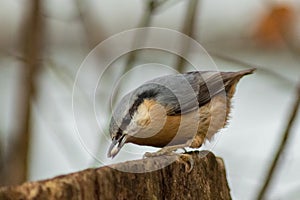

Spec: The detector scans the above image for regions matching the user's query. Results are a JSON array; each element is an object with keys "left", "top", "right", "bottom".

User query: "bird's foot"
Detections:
[
  {"left": 143, "top": 146, "right": 194, "bottom": 173},
  {"left": 143, "top": 141, "right": 190, "bottom": 158},
  {"left": 143, "top": 144, "right": 188, "bottom": 158},
  {"left": 176, "top": 153, "right": 194, "bottom": 173},
  {"left": 143, "top": 149, "right": 175, "bottom": 158}
]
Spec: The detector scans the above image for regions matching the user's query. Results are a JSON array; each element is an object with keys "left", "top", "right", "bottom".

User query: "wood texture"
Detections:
[{"left": 0, "top": 151, "right": 231, "bottom": 200}]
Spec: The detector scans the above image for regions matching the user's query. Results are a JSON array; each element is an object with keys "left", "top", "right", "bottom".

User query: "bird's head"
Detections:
[{"left": 107, "top": 85, "right": 160, "bottom": 158}]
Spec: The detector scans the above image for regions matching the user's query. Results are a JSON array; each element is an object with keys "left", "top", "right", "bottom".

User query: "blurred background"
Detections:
[{"left": 1, "top": 0, "right": 300, "bottom": 199}]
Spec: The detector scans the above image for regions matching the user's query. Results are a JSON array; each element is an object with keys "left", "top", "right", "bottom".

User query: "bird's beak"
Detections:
[{"left": 107, "top": 134, "right": 128, "bottom": 158}]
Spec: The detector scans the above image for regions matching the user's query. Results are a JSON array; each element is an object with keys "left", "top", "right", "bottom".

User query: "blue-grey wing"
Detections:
[
  {"left": 145, "top": 71, "right": 227, "bottom": 115},
  {"left": 113, "top": 69, "right": 254, "bottom": 119}
]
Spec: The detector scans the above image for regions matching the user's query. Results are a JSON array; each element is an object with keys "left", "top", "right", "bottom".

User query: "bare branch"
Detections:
[
  {"left": 1, "top": 0, "right": 43, "bottom": 186},
  {"left": 74, "top": 0, "right": 105, "bottom": 49},
  {"left": 174, "top": 0, "right": 200, "bottom": 72},
  {"left": 111, "top": 0, "right": 165, "bottom": 107},
  {"left": 256, "top": 83, "right": 300, "bottom": 200},
  {"left": 208, "top": 50, "right": 294, "bottom": 85}
]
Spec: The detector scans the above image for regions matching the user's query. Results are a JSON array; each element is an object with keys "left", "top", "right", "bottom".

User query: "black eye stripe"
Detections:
[
  {"left": 129, "top": 90, "right": 158, "bottom": 117},
  {"left": 119, "top": 89, "right": 158, "bottom": 132},
  {"left": 128, "top": 98, "right": 143, "bottom": 117},
  {"left": 116, "top": 128, "right": 123, "bottom": 138}
]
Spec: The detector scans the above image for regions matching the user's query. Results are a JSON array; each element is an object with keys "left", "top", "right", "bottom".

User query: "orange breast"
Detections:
[
  {"left": 127, "top": 99, "right": 201, "bottom": 147},
  {"left": 126, "top": 94, "right": 230, "bottom": 148}
]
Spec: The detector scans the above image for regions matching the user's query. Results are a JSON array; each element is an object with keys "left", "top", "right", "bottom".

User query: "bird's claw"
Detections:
[
  {"left": 176, "top": 153, "right": 194, "bottom": 173},
  {"left": 144, "top": 151, "right": 194, "bottom": 173}
]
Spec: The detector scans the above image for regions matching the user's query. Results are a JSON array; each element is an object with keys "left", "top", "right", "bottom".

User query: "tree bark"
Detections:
[{"left": 0, "top": 151, "right": 231, "bottom": 200}]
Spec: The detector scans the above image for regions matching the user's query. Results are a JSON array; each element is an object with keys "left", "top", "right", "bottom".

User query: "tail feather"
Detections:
[
  {"left": 235, "top": 68, "right": 256, "bottom": 77},
  {"left": 221, "top": 68, "right": 255, "bottom": 84},
  {"left": 222, "top": 68, "right": 255, "bottom": 98}
]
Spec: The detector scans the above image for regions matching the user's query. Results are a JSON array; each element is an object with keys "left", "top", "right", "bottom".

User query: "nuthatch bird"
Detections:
[{"left": 107, "top": 69, "right": 255, "bottom": 165}]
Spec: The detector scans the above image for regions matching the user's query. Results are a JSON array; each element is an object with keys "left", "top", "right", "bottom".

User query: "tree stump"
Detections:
[{"left": 0, "top": 151, "right": 231, "bottom": 200}]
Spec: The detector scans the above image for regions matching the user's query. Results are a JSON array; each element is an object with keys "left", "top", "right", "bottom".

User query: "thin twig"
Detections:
[
  {"left": 120, "top": 0, "right": 173, "bottom": 75},
  {"left": 154, "top": 0, "right": 183, "bottom": 12},
  {"left": 208, "top": 50, "right": 294, "bottom": 85},
  {"left": 112, "top": 0, "right": 162, "bottom": 107},
  {"left": 0, "top": 132, "right": 3, "bottom": 182},
  {"left": 174, "top": 0, "right": 200, "bottom": 73},
  {"left": 74, "top": 0, "right": 105, "bottom": 49},
  {"left": 254, "top": 7, "right": 300, "bottom": 198},
  {"left": 122, "top": 0, "right": 157, "bottom": 74},
  {"left": 256, "top": 83, "right": 300, "bottom": 200}
]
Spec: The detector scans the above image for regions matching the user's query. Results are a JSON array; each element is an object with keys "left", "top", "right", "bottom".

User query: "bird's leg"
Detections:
[
  {"left": 143, "top": 144, "right": 187, "bottom": 157},
  {"left": 144, "top": 139, "right": 194, "bottom": 173},
  {"left": 189, "top": 134, "right": 205, "bottom": 148},
  {"left": 144, "top": 139, "right": 192, "bottom": 158}
]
